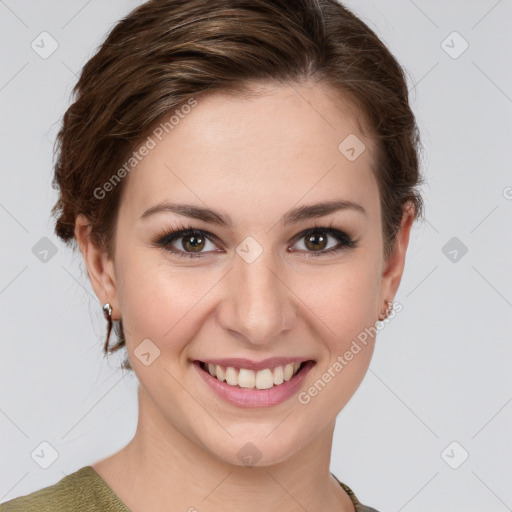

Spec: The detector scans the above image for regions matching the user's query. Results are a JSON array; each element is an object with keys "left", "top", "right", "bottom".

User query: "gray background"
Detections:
[{"left": 1, "top": 1, "right": 511, "bottom": 510}]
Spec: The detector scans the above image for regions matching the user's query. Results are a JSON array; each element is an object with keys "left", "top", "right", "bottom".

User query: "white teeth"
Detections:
[
  {"left": 238, "top": 368, "right": 255, "bottom": 388},
  {"left": 225, "top": 366, "right": 238, "bottom": 386},
  {"left": 215, "top": 365, "right": 225, "bottom": 382},
  {"left": 273, "top": 365, "right": 284, "bottom": 385},
  {"left": 202, "top": 361, "right": 305, "bottom": 390},
  {"left": 255, "top": 369, "right": 274, "bottom": 389},
  {"left": 283, "top": 363, "right": 294, "bottom": 381}
]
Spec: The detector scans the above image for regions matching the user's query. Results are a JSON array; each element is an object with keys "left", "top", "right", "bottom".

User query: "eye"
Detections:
[
  {"left": 153, "top": 221, "right": 357, "bottom": 259},
  {"left": 289, "top": 223, "right": 357, "bottom": 258},
  {"left": 154, "top": 225, "right": 220, "bottom": 258}
]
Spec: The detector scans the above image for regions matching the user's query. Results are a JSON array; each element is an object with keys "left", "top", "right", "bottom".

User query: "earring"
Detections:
[
  {"left": 102, "top": 302, "right": 114, "bottom": 353},
  {"left": 102, "top": 302, "right": 112, "bottom": 321},
  {"left": 378, "top": 300, "right": 393, "bottom": 321}
]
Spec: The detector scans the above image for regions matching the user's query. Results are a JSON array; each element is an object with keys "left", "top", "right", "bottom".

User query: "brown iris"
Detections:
[
  {"left": 182, "top": 232, "right": 206, "bottom": 252},
  {"left": 304, "top": 231, "right": 328, "bottom": 252}
]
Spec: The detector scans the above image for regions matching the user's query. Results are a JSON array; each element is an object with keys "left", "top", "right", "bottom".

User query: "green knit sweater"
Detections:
[{"left": 0, "top": 466, "right": 379, "bottom": 511}]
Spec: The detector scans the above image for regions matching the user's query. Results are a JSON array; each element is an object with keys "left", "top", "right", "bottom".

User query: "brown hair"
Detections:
[{"left": 51, "top": 0, "right": 425, "bottom": 371}]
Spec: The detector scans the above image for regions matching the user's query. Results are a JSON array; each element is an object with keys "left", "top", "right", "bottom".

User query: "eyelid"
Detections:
[
  {"left": 152, "top": 221, "right": 356, "bottom": 258},
  {"left": 152, "top": 225, "right": 220, "bottom": 258},
  {"left": 292, "top": 220, "right": 343, "bottom": 242},
  {"left": 288, "top": 222, "right": 357, "bottom": 256}
]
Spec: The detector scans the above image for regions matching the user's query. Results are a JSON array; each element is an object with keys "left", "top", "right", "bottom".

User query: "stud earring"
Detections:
[
  {"left": 378, "top": 300, "right": 393, "bottom": 321},
  {"left": 102, "top": 302, "right": 112, "bottom": 321}
]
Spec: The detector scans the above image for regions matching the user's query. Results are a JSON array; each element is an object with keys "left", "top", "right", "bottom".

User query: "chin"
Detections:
[{"left": 197, "top": 427, "right": 306, "bottom": 469}]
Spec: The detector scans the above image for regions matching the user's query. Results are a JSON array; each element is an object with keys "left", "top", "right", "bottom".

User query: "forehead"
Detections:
[{"left": 119, "top": 82, "right": 381, "bottom": 226}]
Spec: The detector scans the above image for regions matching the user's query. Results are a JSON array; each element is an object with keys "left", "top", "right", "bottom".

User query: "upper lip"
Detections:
[{"left": 194, "top": 357, "right": 314, "bottom": 371}]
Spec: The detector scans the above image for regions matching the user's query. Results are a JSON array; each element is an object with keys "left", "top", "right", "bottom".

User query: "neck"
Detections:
[{"left": 94, "top": 384, "right": 354, "bottom": 512}]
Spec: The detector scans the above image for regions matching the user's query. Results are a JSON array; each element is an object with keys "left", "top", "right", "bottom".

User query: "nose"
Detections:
[{"left": 216, "top": 250, "right": 297, "bottom": 346}]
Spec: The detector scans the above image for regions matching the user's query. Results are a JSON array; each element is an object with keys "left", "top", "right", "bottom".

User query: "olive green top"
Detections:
[{"left": 0, "top": 466, "right": 380, "bottom": 511}]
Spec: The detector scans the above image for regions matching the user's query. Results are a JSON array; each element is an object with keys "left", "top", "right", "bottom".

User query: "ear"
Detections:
[
  {"left": 74, "top": 214, "right": 121, "bottom": 320},
  {"left": 378, "top": 202, "right": 415, "bottom": 314}
]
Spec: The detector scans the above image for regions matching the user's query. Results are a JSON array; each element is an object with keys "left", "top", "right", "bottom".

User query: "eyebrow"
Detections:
[{"left": 139, "top": 199, "right": 366, "bottom": 226}]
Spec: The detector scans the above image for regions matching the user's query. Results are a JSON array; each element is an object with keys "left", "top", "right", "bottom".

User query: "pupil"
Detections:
[
  {"left": 306, "top": 232, "right": 326, "bottom": 251},
  {"left": 184, "top": 233, "right": 204, "bottom": 252}
]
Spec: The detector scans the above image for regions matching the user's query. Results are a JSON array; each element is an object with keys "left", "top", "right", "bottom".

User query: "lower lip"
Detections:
[{"left": 193, "top": 360, "right": 316, "bottom": 408}]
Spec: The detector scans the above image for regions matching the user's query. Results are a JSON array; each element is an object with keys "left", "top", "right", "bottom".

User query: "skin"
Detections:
[{"left": 75, "top": 81, "right": 415, "bottom": 512}]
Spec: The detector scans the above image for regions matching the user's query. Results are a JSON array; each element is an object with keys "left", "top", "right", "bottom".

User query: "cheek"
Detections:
[
  {"left": 296, "top": 267, "right": 379, "bottom": 412},
  {"left": 116, "top": 251, "right": 216, "bottom": 354},
  {"left": 299, "top": 253, "right": 381, "bottom": 337},
  {"left": 294, "top": 252, "right": 381, "bottom": 391},
  {"left": 117, "top": 237, "right": 382, "bottom": 367}
]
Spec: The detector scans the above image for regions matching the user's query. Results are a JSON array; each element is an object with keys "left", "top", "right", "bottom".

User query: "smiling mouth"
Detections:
[{"left": 195, "top": 359, "right": 315, "bottom": 390}]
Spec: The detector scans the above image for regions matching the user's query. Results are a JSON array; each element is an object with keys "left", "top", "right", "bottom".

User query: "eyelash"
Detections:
[{"left": 152, "top": 221, "right": 357, "bottom": 259}]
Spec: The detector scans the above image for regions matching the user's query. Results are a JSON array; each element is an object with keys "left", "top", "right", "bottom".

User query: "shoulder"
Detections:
[
  {"left": 331, "top": 473, "right": 381, "bottom": 512},
  {"left": 0, "top": 466, "right": 107, "bottom": 512}
]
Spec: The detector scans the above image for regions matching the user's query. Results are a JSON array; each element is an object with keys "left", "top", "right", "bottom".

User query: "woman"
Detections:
[{"left": 0, "top": 0, "right": 424, "bottom": 510}]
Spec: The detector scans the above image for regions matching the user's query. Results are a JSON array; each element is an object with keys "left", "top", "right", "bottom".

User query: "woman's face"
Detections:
[{"left": 81, "top": 81, "right": 412, "bottom": 467}]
